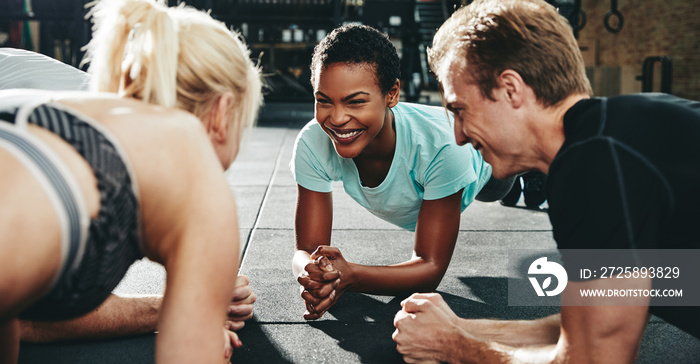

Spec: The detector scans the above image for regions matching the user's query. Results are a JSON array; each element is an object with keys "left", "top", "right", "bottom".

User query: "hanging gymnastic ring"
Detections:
[{"left": 604, "top": 10, "right": 624, "bottom": 33}]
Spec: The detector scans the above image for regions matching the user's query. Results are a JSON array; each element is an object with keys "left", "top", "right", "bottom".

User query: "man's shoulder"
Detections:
[{"left": 609, "top": 93, "right": 700, "bottom": 119}]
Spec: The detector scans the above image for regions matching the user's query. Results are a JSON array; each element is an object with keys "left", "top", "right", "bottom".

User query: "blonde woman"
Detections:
[
  {"left": 0, "top": 49, "right": 254, "bottom": 349},
  {"left": 0, "top": 0, "right": 262, "bottom": 362}
]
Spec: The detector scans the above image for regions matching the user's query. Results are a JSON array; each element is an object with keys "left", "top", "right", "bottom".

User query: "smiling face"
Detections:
[
  {"left": 314, "top": 62, "right": 398, "bottom": 159},
  {"left": 439, "top": 61, "right": 524, "bottom": 179}
]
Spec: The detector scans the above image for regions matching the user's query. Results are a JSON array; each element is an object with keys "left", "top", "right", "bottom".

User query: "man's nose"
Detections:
[{"left": 454, "top": 121, "right": 469, "bottom": 146}]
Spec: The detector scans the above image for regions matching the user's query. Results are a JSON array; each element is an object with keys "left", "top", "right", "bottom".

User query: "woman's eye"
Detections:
[
  {"left": 316, "top": 99, "right": 330, "bottom": 104},
  {"left": 348, "top": 99, "right": 366, "bottom": 105}
]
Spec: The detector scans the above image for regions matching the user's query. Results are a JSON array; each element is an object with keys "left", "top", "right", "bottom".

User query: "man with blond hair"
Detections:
[{"left": 393, "top": 0, "right": 700, "bottom": 362}]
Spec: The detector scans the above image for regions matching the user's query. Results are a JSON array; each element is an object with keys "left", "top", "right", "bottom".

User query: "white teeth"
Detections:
[{"left": 332, "top": 129, "right": 361, "bottom": 139}]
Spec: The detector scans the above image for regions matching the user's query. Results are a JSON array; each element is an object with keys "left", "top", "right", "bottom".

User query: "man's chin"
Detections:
[
  {"left": 492, "top": 171, "right": 515, "bottom": 180},
  {"left": 490, "top": 165, "right": 521, "bottom": 180}
]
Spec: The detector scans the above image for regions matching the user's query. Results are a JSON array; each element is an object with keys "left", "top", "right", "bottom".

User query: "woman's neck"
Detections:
[
  {"left": 358, "top": 107, "right": 396, "bottom": 160},
  {"left": 353, "top": 108, "right": 396, "bottom": 187}
]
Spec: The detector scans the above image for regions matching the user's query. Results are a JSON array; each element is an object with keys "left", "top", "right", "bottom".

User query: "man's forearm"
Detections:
[
  {"left": 20, "top": 294, "right": 161, "bottom": 343},
  {"left": 446, "top": 331, "right": 558, "bottom": 364},
  {"left": 394, "top": 295, "right": 561, "bottom": 364},
  {"left": 456, "top": 314, "right": 561, "bottom": 348}
]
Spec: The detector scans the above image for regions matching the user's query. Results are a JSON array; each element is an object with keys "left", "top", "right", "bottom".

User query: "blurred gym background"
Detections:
[{"left": 2, "top": 0, "right": 698, "bottom": 111}]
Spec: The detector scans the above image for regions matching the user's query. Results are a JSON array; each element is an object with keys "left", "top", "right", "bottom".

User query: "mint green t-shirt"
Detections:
[{"left": 290, "top": 102, "right": 491, "bottom": 231}]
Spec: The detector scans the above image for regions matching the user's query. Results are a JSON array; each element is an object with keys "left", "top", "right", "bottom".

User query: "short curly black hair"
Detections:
[{"left": 310, "top": 24, "right": 400, "bottom": 95}]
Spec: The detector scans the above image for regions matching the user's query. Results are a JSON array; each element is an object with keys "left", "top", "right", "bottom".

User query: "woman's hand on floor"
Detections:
[
  {"left": 298, "top": 254, "right": 342, "bottom": 319},
  {"left": 226, "top": 275, "right": 257, "bottom": 330}
]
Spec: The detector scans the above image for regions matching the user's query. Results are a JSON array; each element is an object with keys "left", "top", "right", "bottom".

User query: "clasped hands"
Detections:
[
  {"left": 392, "top": 293, "right": 465, "bottom": 364},
  {"left": 223, "top": 275, "right": 257, "bottom": 360},
  {"left": 297, "top": 246, "right": 346, "bottom": 320}
]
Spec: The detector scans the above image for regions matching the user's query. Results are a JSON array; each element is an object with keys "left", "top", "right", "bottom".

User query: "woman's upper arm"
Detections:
[
  {"left": 413, "top": 189, "right": 463, "bottom": 273},
  {"left": 123, "top": 111, "right": 240, "bottom": 362},
  {"left": 295, "top": 184, "right": 333, "bottom": 253},
  {"left": 126, "top": 111, "right": 238, "bottom": 263}
]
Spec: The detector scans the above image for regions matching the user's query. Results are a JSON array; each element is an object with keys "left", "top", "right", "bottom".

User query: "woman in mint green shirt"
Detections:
[{"left": 291, "top": 24, "right": 510, "bottom": 319}]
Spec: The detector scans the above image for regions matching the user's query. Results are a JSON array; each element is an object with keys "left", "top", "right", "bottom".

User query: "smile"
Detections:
[
  {"left": 332, "top": 129, "right": 361, "bottom": 138},
  {"left": 328, "top": 128, "right": 364, "bottom": 144}
]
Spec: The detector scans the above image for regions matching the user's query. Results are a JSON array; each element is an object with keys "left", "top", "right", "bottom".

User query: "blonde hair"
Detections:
[
  {"left": 83, "top": 0, "right": 262, "bottom": 136},
  {"left": 429, "top": 0, "right": 591, "bottom": 107}
]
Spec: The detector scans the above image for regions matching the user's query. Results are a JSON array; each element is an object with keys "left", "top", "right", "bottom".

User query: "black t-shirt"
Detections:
[{"left": 547, "top": 93, "right": 700, "bottom": 338}]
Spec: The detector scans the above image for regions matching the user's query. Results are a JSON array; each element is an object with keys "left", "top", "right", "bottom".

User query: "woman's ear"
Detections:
[
  {"left": 386, "top": 79, "right": 400, "bottom": 108},
  {"left": 211, "top": 92, "right": 236, "bottom": 142}
]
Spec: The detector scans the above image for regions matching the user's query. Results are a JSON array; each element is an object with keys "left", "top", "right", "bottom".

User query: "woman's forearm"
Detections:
[
  {"left": 345, "top": 258, "right": 446, "bottom": 296},
  {"left": 1, "top": 319, "right": 19, "bottom": 363},
  {"left": 20, "top": 294, "right": 161, "bottom": 343}
]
